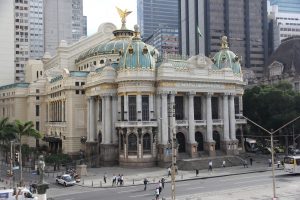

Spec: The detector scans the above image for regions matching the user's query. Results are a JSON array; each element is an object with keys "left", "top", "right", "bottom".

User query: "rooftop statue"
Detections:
[{"left": 116, "top": 6, "right": 132, "bottom": 29}]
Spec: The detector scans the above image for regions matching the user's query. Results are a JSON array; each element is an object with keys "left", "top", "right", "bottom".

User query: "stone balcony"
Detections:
[
  {"left": 115, "top": 120, "right": 158, "bottom": 128},
  {"left": 45, "top": 121, "right": 67, "bottom": 128}
]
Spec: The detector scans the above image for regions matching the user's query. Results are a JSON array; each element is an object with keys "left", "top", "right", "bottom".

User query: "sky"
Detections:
[{"left": 83, "top": 0, "right": 137, "bottom": 36}]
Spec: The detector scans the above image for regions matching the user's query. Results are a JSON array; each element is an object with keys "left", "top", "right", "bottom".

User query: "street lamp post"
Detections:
[{"left": 237, "top": 114, "right": 300, "bottom": 200}]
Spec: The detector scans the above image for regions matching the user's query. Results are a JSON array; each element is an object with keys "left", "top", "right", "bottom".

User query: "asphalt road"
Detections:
[{"left": 48, "top": 170, "right": 300, "bottom": 200}]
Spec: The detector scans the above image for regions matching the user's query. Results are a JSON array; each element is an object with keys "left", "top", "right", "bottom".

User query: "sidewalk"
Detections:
[{"left": 75, "top": 158, "right": 281, "bottom": 188}]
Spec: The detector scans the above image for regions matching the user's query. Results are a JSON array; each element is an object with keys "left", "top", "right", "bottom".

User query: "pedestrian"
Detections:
[
  {"left": 243, "top": 160, "right": 248, "bottom": 168},
  {"left": 249, "top": 157, "right": 253, "bottom": 166},
  {"left": 155, "top": 187, "right": 160, "bottom": 200},
  {"left": 112, "top": 174, "right": 116, "bottom": 186},
  {"left": 158, "top": 180, "right": 162, "bottom": 193},
  {"left": 161, "top": 177, "right": 165, "bottom": 188},
  {"left": 277, "top": 160, "right": 281, "bottom": 168},
  {"left": 222, "top": 160, "right": 226, "bottom": 168},
  {"left": 103, "top": 172, "right": 107, "bottom": 183},
  {"left": 195, "top": 169, "right": 199, "bottom": 176},
  {"left": 167, "top": 167, "right": 171, "bottom": 177},
  {"left": 268, "top": 158, "right": 272, "bottom": 167},
  {"left": 120, "top": 174, "right": 124, "bottom": 185},
  {"left": 117, "top": 174, "right": 121, "bottom": 186},
  {"left": 208, "top": 160, "right": 213, "bottom": 172},
  {"left": 143, "top": 178, "right": 148, "bottom": 191}
]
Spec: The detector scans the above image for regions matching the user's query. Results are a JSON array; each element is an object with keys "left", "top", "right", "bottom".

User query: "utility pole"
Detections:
[{"left": 169, "top": 94, "right": 176, "bottom": 200}]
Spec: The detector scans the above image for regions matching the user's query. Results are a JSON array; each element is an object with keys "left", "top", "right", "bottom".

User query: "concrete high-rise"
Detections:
[
  {"left": 180, "top": 0, "right": 269, "bottom": 79},
  {"left": 44, "top": 0, "right": 85, "bottom": 56},
  {"left": 0, "top": 0, "right": 15, "bottom": 85},
  {"left": 137, "top": 0, "right": 179, "bottom": 40}
]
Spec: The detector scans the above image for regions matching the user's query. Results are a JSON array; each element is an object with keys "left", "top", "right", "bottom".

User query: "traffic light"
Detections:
[{"left": 15, "top": 152, "right": 19, "bottom": 163}]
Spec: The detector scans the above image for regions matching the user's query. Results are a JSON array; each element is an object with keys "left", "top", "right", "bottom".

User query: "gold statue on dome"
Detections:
[{"left": 116, "top": 7, "right": 132, "bottom": 29}]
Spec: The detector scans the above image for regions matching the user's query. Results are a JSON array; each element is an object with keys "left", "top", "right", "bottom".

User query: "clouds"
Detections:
[{"left": 83, "top": 0, "right": 137, "bottom": 36}]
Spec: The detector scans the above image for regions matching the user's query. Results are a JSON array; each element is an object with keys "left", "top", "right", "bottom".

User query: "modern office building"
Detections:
[
  {"left": 0, "top": 0, "right": 86, "bottom": 85},
  {"left": 179, "top": 0, "right": 269, "bottom": 79},
  {"left": 82, "top": 16, "right": 87, "bottom": 37},
  {"left": 270, "top": 0, "right": 300, "bottom": 13},
  {"left": 268, "top": 1, "right": 300, "bottom": 48},
  {"left": 0, "top": 17, "right": 246, "bottom": 167},
  {"left": 144, "top": 28, "right": 179, "bottom": 55},
  {"left": 0, "top": 0, "right": 15, "bottom": 85},
  {"left": 137, "top": 0, "right": 179, "bottom": 40},
  {"left": 44, "top": 0, "right": 85, "bottom": 56}
]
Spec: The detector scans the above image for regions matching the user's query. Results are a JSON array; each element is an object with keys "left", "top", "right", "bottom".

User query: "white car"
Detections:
[
  {"left": 55, "top": 174, "right": 76, "bottom": 187},
  {"left": 0, "top": 188, "right": 37, "bottom": 200}
]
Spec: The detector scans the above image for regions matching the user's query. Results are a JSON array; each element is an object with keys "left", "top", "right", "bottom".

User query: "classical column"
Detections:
[
  {"left": 188, "top": 92, "right": 196, "bottom": 143},
  {"left": 201, "top": 96, "right": 206, "bottom": 121},
  {"left": 104, "top": 95, "right": 112, "bottom": 144},
  {"left": 86, "top": 98, "right": 91, "bottom": 142},
  {"left": 206, "top": 93, "right": 213, "bottom": 141},
  {"left": 101, "top": 96, "right": 106, "bottom": 141},
  {"left": 218, "top": 96, "right": 223, "bottom": 119},
  {"left": 229, "top": 95, "right": 236, "bottom": 140},
  {"left": 161, "top": 93, "right": 168, "bottom": 144},
  {"left": 124, "top": 94, "right": 128, "bottom": 121},
  {"left": 223, "top": 94, "right": 230, "bottom": 140},
  {"left": 61, "top": 100, "right": 64, "bottom": 122},
  {"left": 149, "top": 94, "right": 154, "bottom": 120},
  {"left": 156, "top": 94, "right": 161, "bottom": 143},
  {"left": 88, "top": 97, "right": 96, "bottom": 142},
  {"left": 112, "top": 95, "right": 118, "bottom": 144},
  {"left": 137, "top": 93, "right": 142, "bottom": 120},
  {"left": 239, "top": 95, "right": 243, "bottom": 113}
]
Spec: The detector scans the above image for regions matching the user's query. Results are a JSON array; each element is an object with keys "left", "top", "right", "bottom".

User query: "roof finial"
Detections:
[
  {"left": 221, "top": 36, "right": 229, "bottom": 49},
  {"left": 116, "top": 7, "right": 132, "bottom": 29}
]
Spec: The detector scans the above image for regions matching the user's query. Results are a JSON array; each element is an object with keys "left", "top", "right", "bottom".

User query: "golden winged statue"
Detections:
[{"left": 116, "top": 6, "right": 132, "bottom": 29}]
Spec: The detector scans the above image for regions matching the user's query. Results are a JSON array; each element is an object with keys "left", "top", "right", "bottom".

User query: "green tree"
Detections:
[
  {"left": 13, "top": 120, "right": 42, "bottom": 185},
  {"left": 45, "top": 153, "right": 71, "bottom": 171},
  {"left": 243, "top": 82, "right": 300, "bottom": 147},
  {"left": 0, "top": 117, "right": 16, "bottom": 162}
]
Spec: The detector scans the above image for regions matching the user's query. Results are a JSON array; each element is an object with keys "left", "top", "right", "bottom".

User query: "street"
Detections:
[{"left": 47, "top": 170, "right": 300, "bottom": 200}]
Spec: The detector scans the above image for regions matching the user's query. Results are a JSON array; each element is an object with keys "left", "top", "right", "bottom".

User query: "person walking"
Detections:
[
  {"left": 155, "top": 187, "right": 160, "bottom": 200},
  {"left": 158, "top": 180, "right": 162, "bottom": 193},
  {"left": 120, "top": 174, "right": 124, "bottom": 185},
  {"left": 112, "top": 174, "right": 116, "bottom": 186},
  {"left": 161, "top": 177, "right": 165, "bottom": 188},
  {"left": 249, "top": 157, "right": 253, "bottom": 166},
  {"left": 277, "top": 160, "right": 281, "bottom": 168},
  {"left": 222, "top": 160, "right": 226, "bottom": 168},
  {"left": 167, "top": 167, "right": 171, "bottom": 177},
  {"left": 268, "top": 158, "right": 272, "bottom": 167},
  {"left": 143, "top": 178, "right": 148, "bottom": 191},
  {"left": 195, "top": 169, "right": 199, "bottom": 176},
  {"left": 243, "top": 160, "right": 248, "bottom": 168},
  {"left": 208, "top": 160, "right": 213, "bottom": 172},
  {"left": 103, "top": 172, "right": 107, "bottom": 184}
]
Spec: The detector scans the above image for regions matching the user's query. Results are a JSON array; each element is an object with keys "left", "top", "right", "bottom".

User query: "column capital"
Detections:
[
  {"left": 188, "top": 91, "right": 196, "bottom": 96},
  {"left": 206, "top": 92, "right": 213, "bottom": 97}
]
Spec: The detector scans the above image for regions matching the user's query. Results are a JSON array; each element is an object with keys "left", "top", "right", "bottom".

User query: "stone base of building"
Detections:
[
  {"left": 119, "top": 156, "right": 157, "bottom": 167},
  {"left": 76, "top": 164, "right": 88, "bottom": 176},
  {"left": 157, "top": 144, "right": 172, "bottom": 167},
  {"left": 86, "top": 142, "right": 98, "bottom": 167},
  {"left": 221, "top": 140, "right": 239, "bottom": 155},
  {"left": 99, "top": 144, "right": 118, "bottom": 166},
  {"left": 187, "top": 143, "right": 198, "bottom": 158},
  {"left": 204, "top": 141, "right": 216, "bottom": 157}
]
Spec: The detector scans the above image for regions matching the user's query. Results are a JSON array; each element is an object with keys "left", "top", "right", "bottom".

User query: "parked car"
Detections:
[{"left": 55, "top": 174, "right": 76, "bottom": 187}]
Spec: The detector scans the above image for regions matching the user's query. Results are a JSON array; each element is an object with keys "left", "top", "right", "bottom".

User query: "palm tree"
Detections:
[
  {"left": 0, "top": 117, "right": 15, "bottom": 161},
  {"left": 13, "top": 120, "right": 41, "bottom": 186}
]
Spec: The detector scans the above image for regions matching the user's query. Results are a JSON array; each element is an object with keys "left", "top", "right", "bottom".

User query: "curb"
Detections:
[{"left": 75, "top": 167, "right": 281, "bottom": 189}]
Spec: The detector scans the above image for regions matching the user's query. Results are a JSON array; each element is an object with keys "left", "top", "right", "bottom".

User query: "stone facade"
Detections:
[{"left": 0, "top": 22, "right": 246, "bottom": 167}]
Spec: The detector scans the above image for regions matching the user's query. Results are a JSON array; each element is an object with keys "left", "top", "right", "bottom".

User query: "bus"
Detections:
[{"left": 284, "top": 155, "right": 300, "bottom": 174}]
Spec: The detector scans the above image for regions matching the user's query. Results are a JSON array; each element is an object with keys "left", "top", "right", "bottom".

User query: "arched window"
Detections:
[
  {"left": 128, "top": 133, "right": 137, "bottom": 153},
  {"left": 143, "top": 133, "right": 151, "bottom": 153}
]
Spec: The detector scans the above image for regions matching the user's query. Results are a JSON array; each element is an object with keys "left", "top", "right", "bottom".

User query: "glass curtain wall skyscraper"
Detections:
[
  {"left": 180, "top": 0, "right": 269, "bottom": 79},
  {"left": 137, "top": 0, "right": 179, "bottom": 40}
]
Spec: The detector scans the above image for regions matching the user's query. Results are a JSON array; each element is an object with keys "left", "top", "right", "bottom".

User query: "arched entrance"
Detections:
[
  {"left": 176, "top": 132, "right": 186, "bottom": 153},
  {"left": 195, "top": 132, "right": 204, "bottom": 151},
  {"left": 213, "top": 131, "right": 221, "bottom": 150},
  {"left": 128, "top": 133, "right": 137, "bottom": 155}
]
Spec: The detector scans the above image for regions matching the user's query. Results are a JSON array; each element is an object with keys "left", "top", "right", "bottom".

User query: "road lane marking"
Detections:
[
  {"left": 186, "top": 186, "right": 204, "bottom": 190},
  {"left": 129, "top": 193, "right": 153, "bottom": 198}
]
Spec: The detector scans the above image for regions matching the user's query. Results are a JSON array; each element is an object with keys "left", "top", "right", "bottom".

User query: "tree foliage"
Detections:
[{"left": 243, "top": 82, "right": 300, "bottom": 142}]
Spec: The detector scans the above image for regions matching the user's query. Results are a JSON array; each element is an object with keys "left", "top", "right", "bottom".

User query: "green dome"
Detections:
[
  {"left": 212, "top": 36, "right": 242, "bottom": 74},
  {"left": 118, "top": 34, "right": 158, "bottom": 69},
  {"left": 75, "top": 29, "right": 134, "bottom": 64}
]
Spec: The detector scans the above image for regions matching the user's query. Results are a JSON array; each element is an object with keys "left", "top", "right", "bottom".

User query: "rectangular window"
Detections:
[
  {"left": 75, "top": 90, "right": 80, "bottom": 94},
  {"left": 142, "top": 95, "right": 149, "bottom": 121},
  {"left": 99, "top": 99, "right": 102, "bottom": 122},
  {"left": 128, "top": 95, "right": 137, "bottom": 121},
  {"left": 194, "top": 96, "right": 202, "bottom": 120},
  {"left": 36, "top": 96, "right": 39, "bottom": 100},
  {"left": 75, "top": 82, "right": 79, "bottom": 86},
  {"left": 36, "top": 89, "right": 39, "bottom": 93},
  {"left": 36, "top": 121, "right": 39, "bottom": 131},
  {"left": 35, "top": 105, "right": 39, "bottom": 116},
  {"left": 212, "top": 97, "right": 218, "bottom": 119},
  {"left": 175, "top": 96, "right": 184, "bottom": 120},
  {"left": 234, "top": 97, "right": 239, "bottom": 114},
  {"left": 121, "top": 96, "right": 124, "bottom": 121}
]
